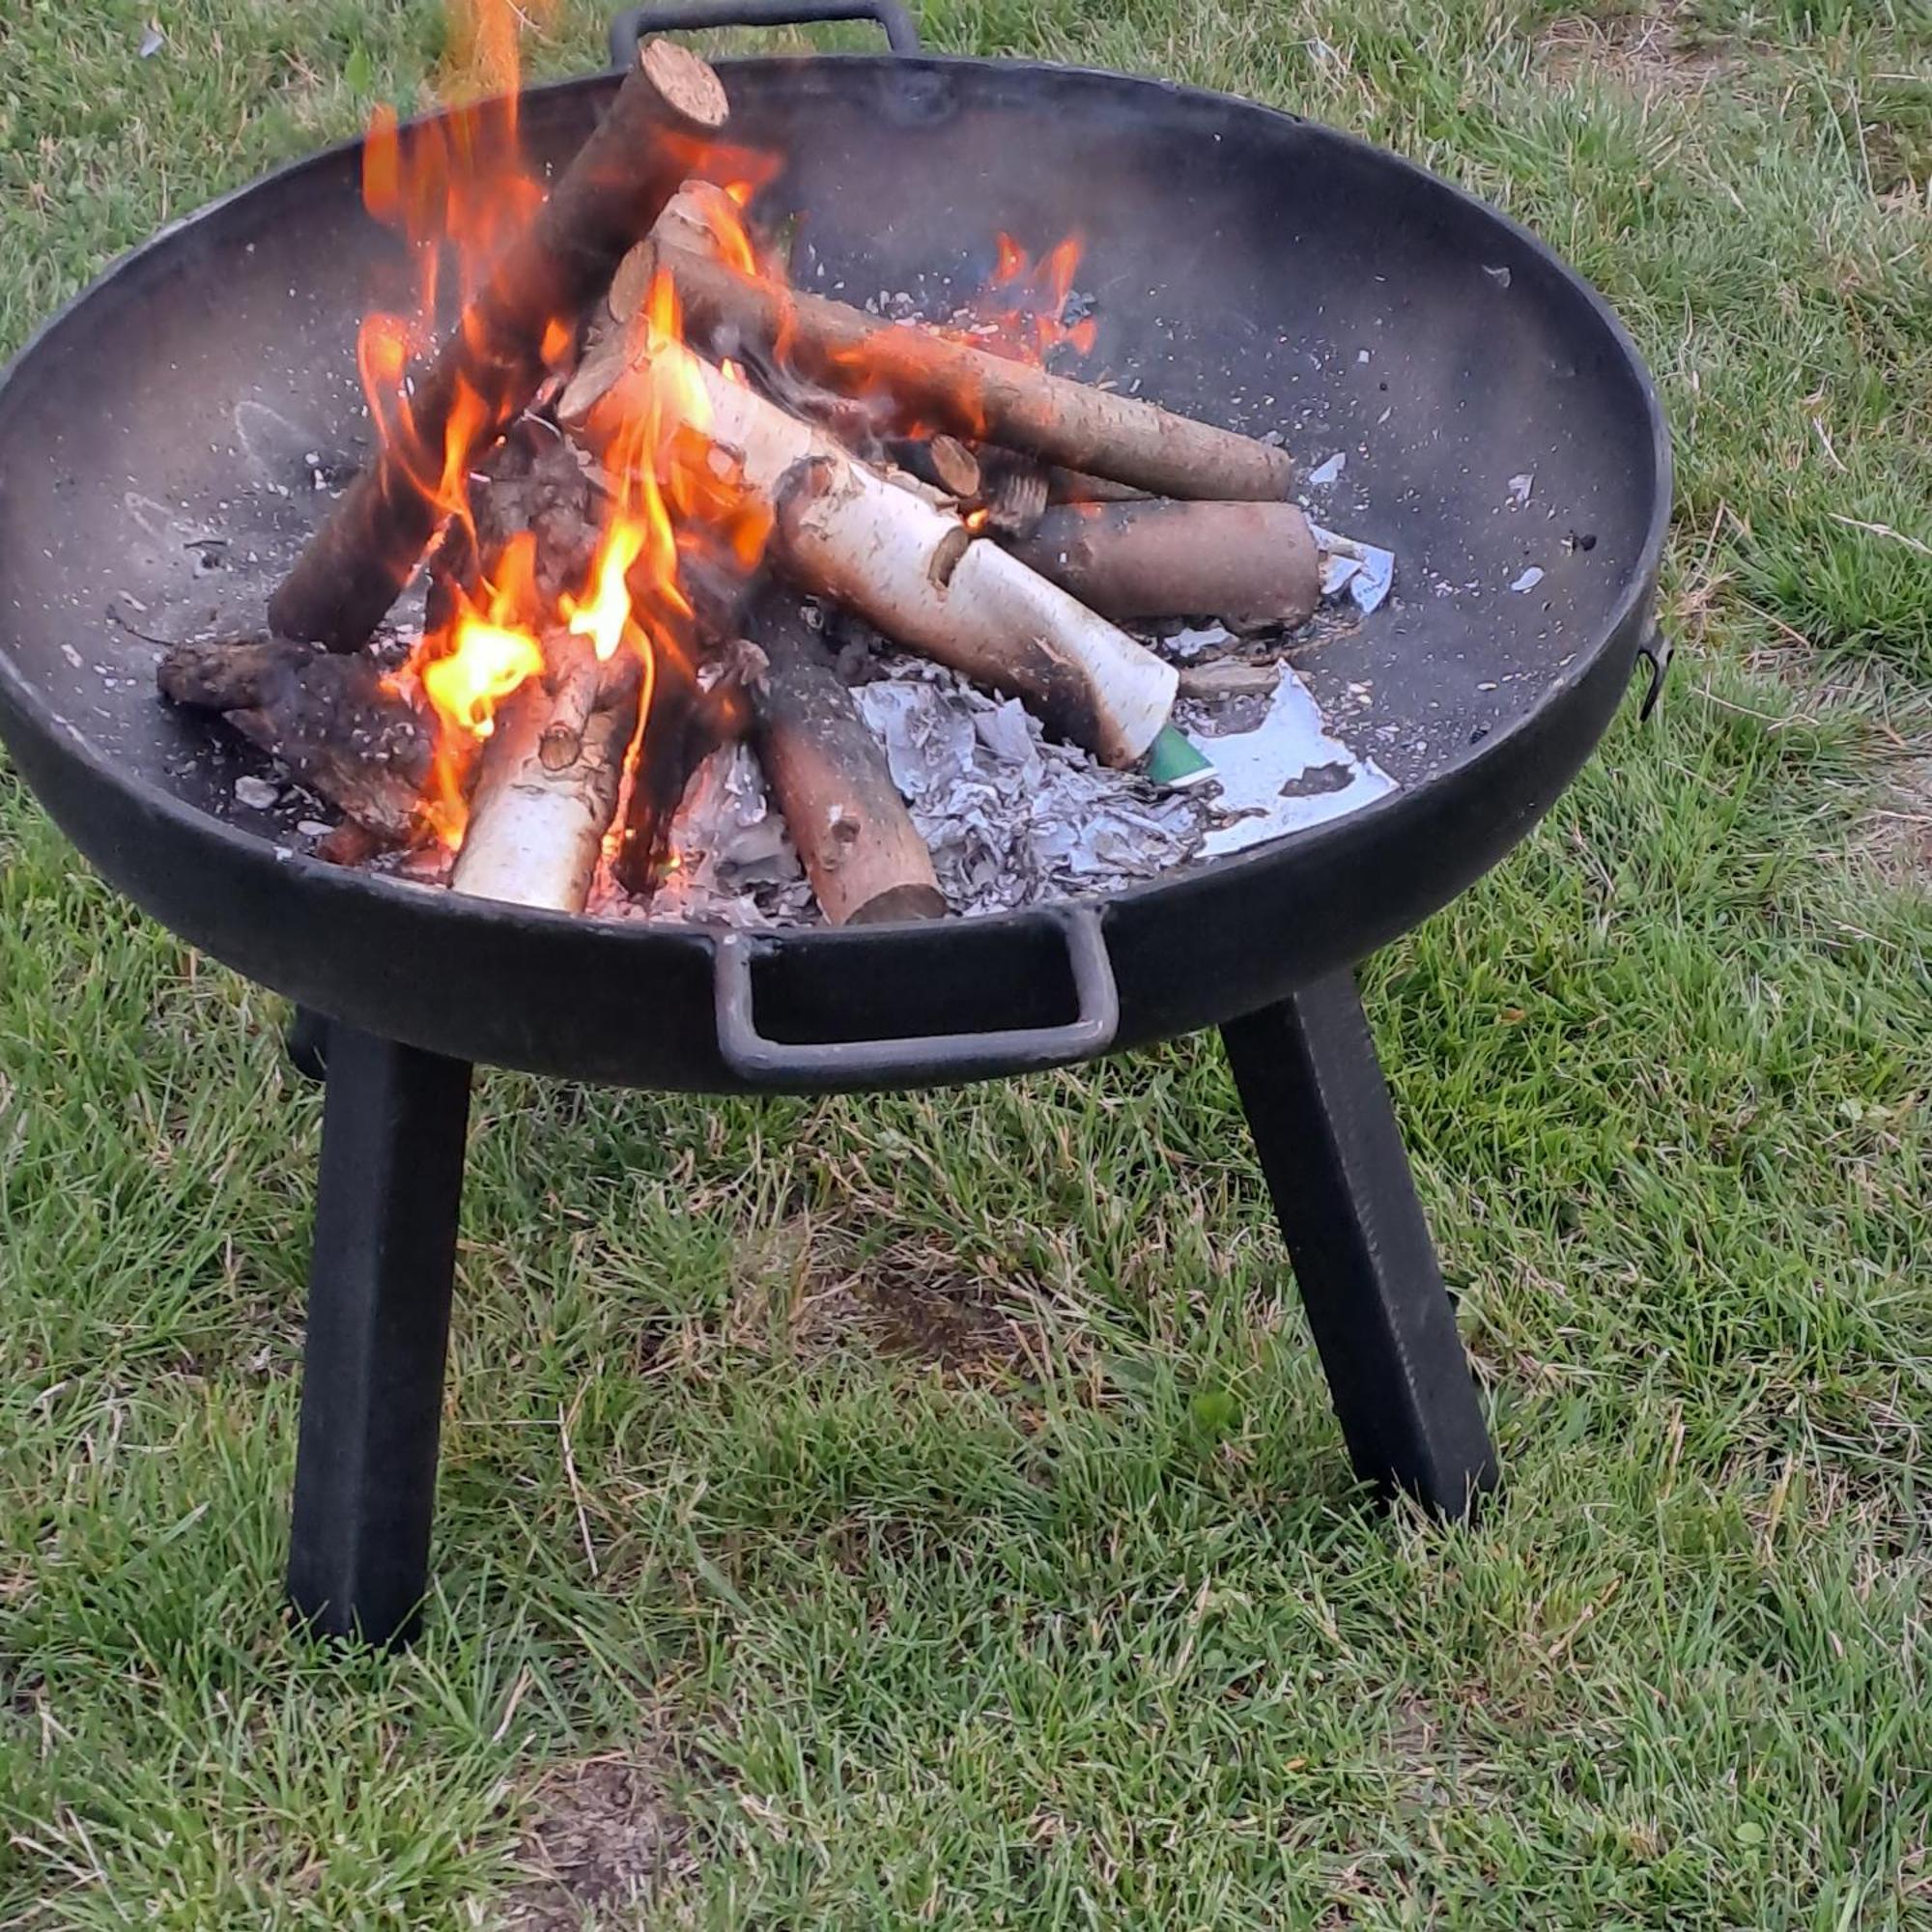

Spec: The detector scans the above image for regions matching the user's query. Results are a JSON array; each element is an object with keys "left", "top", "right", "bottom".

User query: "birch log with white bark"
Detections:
[
  {"left": 562, "top": 341, "right": 1177, "bottom": 767},
  {"left": 449, "top": 644, "right": 641, "bottom": 912}
]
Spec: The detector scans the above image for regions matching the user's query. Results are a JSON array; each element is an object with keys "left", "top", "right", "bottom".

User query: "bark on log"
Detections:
[
  {"left": 645, "top": 242, "right": 1295, "bottom": 501},
  {"left": 563, "top": 341, "right": 1177, "bottom": 766},
  {"left": 1005, "top": 500, "right": 1321, "bottom": 629},
  {"left": 449, "top": 641, "right": 642, "bottom": 913},
  {"left": 746, "top": 591, "right": 945, "bottom": 924},
  {"left": 158, "top": 636, "right": 432, "bottom": 842},
  {"left": 1043, "top": 464, "right": 1149, "bottom": 505},
  {"left": 610, "top": 179, "right": 748, "bottom": 320},
  {"left": 268, "top": 39, "right": 727, "bottom": 653}
]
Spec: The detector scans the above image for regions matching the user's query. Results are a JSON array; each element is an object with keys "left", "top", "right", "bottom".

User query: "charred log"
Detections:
[
  {"left": 268, "top": 39, "right": 728, "bottom": 653},
  {"left": 424, "top": 418, "right": 608, "bottom": 635},
  {"left": 610, "top": 633, "right": 754, "bottom": 899},
  {"left": 158, "top": 636, "right": 433, "bottom": 843}
]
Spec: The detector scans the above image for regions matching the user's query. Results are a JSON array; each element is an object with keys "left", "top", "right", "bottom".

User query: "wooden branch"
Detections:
[
  {"left": 268, "top": 40, "right": 727, "bottom": 652},
  {"left": 1005, "top": 500, "right": 1321, "bottom": 629},
  {"left": 644, "top": 241, "right": 1295, "bottom": 501},
  {"left": 746, "top": 590, "right": 945, "bottom": 924},
  {"left": 157, "top": 636, "right": 433, "bottom": 843},
  {"left": 449, "top": 639, "right": 643, "bottom": 913},
  {"left": 1177, "top": 659, "right": 1281, "bottom": 700},
  {"left": 564, "top": 343, "right": 1177, "bottom": 766}
]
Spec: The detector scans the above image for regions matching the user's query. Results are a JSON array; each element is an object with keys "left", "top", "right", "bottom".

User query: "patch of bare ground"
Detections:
[
  {"left": 1536, "top": 8, "right": 1733, "bottom": 95},
  {"left": 490, "top": 1752, "right": 695, "bottom": 1930},
  {"left": 1858, "top": 750, "right": 1932, "bottom": 888},
  {"left": 710, "top": 1213, "right": 1085, "bottom": 1389},
  {"left": 1733, "top": 631, "right": 1932, "bottom": 892}
]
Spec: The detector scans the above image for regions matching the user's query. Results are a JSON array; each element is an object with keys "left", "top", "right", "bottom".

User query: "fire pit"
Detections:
[{"left": 0, "top": 3, "right": 1669, "bottom": 1645}]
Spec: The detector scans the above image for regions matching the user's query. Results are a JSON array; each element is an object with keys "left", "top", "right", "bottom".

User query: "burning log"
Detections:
[
  {"left": 448, "top": 639, "right": 642, "bottom": 913},
  {"left": 157, "top": 637, "right": 432, "bottom": 843},
  {"left": 745, "top": 591, "right": 945, "bottom": 925},
  {"left": 425, "top": 419, "right": 607, "bottom": 635},
  {"left": 1005, "top": 500, "right": 1321, "bottom": 629},
  {"left": 608, "top": 639, "right": 715, "bottom": 899},
  {"left": 609, "top": 179, "right": 748, "bottom": 320},
  {"left": 268, "top": 39, "right": 729, "bottom": 653},
  {"left": 643, "top": 242, "right": 1296, "bottom": 502},
  {"left": 562, "top": 342, "right": 1177, "bottom": 767}
]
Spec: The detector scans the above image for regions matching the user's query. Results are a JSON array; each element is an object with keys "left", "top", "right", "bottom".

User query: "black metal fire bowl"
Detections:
[{"left": 0, "top": 8, "right": 1669, "bottom": 1643}]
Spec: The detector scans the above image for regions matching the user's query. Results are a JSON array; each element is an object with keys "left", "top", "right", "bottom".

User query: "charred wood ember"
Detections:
[
  {"left": 157, "top": 637, "right": 433, "bottom": 844},
  {"left": 424, "top": 418, "right": 607, "bottom": 634}
]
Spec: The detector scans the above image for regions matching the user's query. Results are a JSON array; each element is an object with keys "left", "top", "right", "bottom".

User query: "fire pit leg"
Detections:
[
  {"left": 286, "top": 1024, "right": 472, "bottom": 1647},
  {"left": 1221, "top": 971, "right": 1498, "bottom": 1518}
]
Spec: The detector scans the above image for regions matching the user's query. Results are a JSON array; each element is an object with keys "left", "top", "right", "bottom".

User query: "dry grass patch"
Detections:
[
  {"left": 491, "top": 1752, "right": 695, "bottom": 1930},
  {"left": 1536, "top": 8, "right": 1734, "bottom": 95},
  {"left": 707, "top": 1213, "right": 1084, "bottom": 1391}
]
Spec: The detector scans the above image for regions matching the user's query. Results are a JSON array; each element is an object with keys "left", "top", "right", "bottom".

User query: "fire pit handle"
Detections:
[
  {"left": 1634, "top": 624, "right": 1673, "bottom": 723},
  {"left": 713, "top": 906, "right": 1119, "bottom": 1087},
  {"left": 608, "top": 0, "right": 923, "bottom": 66}
]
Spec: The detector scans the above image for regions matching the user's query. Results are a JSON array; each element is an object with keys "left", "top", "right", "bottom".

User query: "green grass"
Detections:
[{"left": 3, "top": 0, "right": 1931, "bottom": 1924}]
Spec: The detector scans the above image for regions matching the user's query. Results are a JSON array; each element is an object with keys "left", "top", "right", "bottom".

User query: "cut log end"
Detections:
[
  {"left": 747, "top": 590, "right": 944, "bottom": 925},
  {"left": 847, "top": 880, "right": 950, "bottom": 924},
  {"left": 638, "top": 36, "right": 729, "bottom": 129}
]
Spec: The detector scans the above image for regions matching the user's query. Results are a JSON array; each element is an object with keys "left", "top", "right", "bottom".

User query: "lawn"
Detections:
[{"left": 1, "top": 0, "right": 1929, "bottom": 1924}]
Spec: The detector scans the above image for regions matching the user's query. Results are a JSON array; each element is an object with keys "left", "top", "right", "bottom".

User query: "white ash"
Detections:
[
  {"left": 1164, "top": 621, "right": 1237, "bottom": 660},
  {"left": 629, "top": 741, "right": 815, "bottom": 928},
  {"left": 850, "top": 658, "right": 1208, "bottom": 916}
]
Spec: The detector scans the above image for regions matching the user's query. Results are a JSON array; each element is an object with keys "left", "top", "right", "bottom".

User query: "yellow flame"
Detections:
[{"left": 421, "top": 620, "right": 544, "bottom": 738}]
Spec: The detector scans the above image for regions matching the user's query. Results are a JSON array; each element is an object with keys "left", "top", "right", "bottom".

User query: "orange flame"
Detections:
[
  {"left": 355, "top": 1, "right": 1099, "bottom": 883},
  {"left": 967, "top": 232, "right": 1096, "bottom": 360}
]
